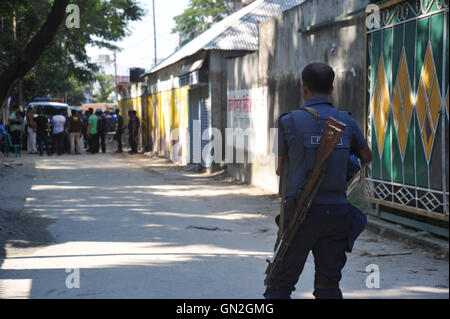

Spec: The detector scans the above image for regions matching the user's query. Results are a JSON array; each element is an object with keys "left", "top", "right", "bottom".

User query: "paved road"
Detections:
[{"left": 0, "top": 153, "right": 448, "bottom": 298}]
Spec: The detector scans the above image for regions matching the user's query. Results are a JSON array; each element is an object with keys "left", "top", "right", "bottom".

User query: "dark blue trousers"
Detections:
[
  {"left": 52, "top": 132, "right": 64, "bottom": 155},
  {"left": 265, "top": 198, "right": 351, "bottom": 299},
  {"left": 36, "top": 132, "right": 50, "bottom": 155}
]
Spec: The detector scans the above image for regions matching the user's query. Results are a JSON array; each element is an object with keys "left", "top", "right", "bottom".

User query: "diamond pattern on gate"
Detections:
[
  {"left": 394, "top": 187, "right": 414, "bottom": 205},
  {"left": 415, "top": 42, "right": 442, "bottom": 160},
  {"left": 370, "top": 55, "right": 391, "bottom": 156},
  {"left": 419, "top": 192, "right": 441, "bottom": 211},
  {"left": 392, "top": 48, "right": 414, "bottom": 157},
  {"left": 374, "top": 182, "right": 391, "bottom": 200}
]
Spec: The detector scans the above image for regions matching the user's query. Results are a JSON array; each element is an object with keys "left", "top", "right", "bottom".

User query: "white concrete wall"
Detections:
[{"left": 226, "top": 0, "right": 370, "bottom": 193}]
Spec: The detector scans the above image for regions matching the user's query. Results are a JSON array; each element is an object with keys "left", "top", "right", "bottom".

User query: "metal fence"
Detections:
[{"left": 365, "top": 0, "right": 449, "bottom": 222}]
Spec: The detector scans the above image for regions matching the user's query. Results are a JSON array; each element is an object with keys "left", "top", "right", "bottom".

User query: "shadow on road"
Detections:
[
  {"left": 1, "top": 154, "right": 448, "bottom": 299},
  {"left": 0, "top": 161, "right": 56, "bottom": 270},
  {"left": 0, "top": 154, "right": 278, "bottom": 298}
]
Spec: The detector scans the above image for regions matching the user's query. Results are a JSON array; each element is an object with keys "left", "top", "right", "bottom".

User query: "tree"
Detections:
[
  {"left": 172, "top": 0, "right": 241, "bottom": 46},
  {"left": 0, "top": 0, "right": 70, "bottom": 111},
  {"left": 0, "top": 0, "right": 144, "bottom": 111},
  {"left": 94, "top": 73, "right": 115, "bottom": 103}
]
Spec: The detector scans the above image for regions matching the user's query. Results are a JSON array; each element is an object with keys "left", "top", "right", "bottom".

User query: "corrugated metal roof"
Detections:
[{"left": 149, "top": 0, "right": 304, "bottom": 74}]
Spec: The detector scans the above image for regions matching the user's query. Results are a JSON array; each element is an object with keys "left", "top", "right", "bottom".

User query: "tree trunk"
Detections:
[{"left": 0, "top": 0, "right": 69, "bottom": 112}]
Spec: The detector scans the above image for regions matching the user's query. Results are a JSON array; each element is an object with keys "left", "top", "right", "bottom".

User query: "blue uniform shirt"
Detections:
[{"left": 277, "top": 98, "right": 367, "bottom": 204}]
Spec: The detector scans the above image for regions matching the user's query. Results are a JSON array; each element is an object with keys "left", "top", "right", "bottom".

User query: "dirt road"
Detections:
[{"left": 0, "top": 153, "right": 448, "bottom": 298}]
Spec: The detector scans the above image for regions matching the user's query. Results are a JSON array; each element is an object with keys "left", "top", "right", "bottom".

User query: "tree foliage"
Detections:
[
  {"left": 172, "top": 0, "right": 241, "bottom": 46},
  {"left": 94, "top": 72, "right": 115, "bottom": 103},
  {"left": 0, "top": 0, "right": 144, "bottom": 109}
]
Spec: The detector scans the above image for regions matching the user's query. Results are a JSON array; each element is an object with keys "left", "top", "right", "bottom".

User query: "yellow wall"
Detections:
[
  {"left": 174, "top": 87, "right": 189, "bottom": 161},
  {"left": 146, "top": 87, "right": 189, "bottom": 162},
  {"left": 119, "top": 88, "right": 189, "bottom": 162},
  {"left": 119, "top": 97, "right": 142, "bottom": 133}
]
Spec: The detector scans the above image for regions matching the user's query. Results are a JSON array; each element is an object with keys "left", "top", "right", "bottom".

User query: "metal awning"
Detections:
[{"left": 178, "top": 59, "right": 205, "bottom": 76}]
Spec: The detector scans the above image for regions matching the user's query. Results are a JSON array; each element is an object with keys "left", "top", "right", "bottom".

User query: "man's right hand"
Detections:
[
  {"left": 358, "top": 146, "right": 373, "bottom": 168},
  {"left": 276, "top": 156, "right": 285, "bottom": 176}
]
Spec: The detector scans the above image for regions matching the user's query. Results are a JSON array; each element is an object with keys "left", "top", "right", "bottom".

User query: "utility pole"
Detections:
[
  {"left": 113, "top": 52, "right": 118, "bottom": 104},
  {"left": 113, "top": 52, "right": 118, "bottom": 86},
  {"left": 64, "top": 40, "right": 68, "bottom": 104},
  {"left": 152, "top": 0, "right": 157, "bottom": 67}
]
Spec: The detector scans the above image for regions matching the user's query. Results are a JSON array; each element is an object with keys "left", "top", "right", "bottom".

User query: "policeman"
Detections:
[
  {"left": 114, "top": 109, "right": 124, "bottom": 153},
  {"left": 265, "top": 63, "right": 373, "bottom": 299}
]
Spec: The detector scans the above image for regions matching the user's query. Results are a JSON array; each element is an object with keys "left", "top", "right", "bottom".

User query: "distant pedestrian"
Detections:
[
  {"left": 68, "top": 110, "right": 82, "bottom": 154},
  {"left": 35, "top": 109, "right": 50, "bottom": 156},
  {"left": 87, "top": 108, "right": 98, "bottom": 154},
  {"left": 26, "top": 107, "right": 38, "bottom": 154},
  {"left": 8, "top": 104, "right": 23, "bottom": 146},
  {"left": 104, "top": 111, "right": 114, "bottom": 133},
  {"left": 128, "top": 110, "right": 139, "bottom": 154},
  {"left": 135, "top": 111, "right": 140, "bottom": 149},
  {"left": 51, "top": 109, "right": 66, "bottom": 155},
  {"left": 81, "top": 111, "right": 89, "bottom": 150},
  {"left": 96, "top": 109, "right": 106, "bottom": 153},
  {"left": 63, "top": 109, "right": 71, "bottom": 154},
  {"left": 114, "top": 109, "right": 123, "bottom": 153}
]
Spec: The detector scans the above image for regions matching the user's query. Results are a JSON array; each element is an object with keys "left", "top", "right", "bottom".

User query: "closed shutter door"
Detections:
[
  {"left": 189, "top": 88, "right": 200, "bottom": 164},
  {"left": 200, "top": 85, "right": 212, "bottom": 167},
  {"left": 188, "top": 85, "right": 212, "bottom": 166}
]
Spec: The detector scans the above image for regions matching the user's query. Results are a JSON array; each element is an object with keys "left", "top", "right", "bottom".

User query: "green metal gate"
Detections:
[{"left": 365, "top": 0, "right": 449, "bottom": 222}]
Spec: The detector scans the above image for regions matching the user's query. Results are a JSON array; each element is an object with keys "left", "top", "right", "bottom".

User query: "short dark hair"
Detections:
[
  {"left": 115, "top": 109, "right": 120, "bottom": 114},
  {"left": 301, "top": 63, "right": 335, "bottom": 95}
]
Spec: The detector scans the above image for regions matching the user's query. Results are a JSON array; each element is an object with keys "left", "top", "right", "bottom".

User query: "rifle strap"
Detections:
[{"left": 299, "top": 107, "right": 320, "bottom": 121}]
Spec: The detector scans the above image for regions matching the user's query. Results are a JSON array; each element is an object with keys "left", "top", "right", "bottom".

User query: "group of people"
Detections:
[
  {"left": 1, "top": 105, "right": 141, "bottom": 156},
  {"left": 84, "top": 108, "right": 113, "bottom": 155},
  {"left": 85, "top": 108, "right": 138, "bottom": 155}
]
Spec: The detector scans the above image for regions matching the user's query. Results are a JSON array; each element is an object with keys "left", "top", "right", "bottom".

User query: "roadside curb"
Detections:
[{"left": 366, "top": 214, "right": 449, "bottom": 258}]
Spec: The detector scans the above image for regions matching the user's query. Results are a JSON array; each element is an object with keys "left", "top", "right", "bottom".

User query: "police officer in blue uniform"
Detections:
[{"left": 265, "top": 63, "right": 373, "bottom": 299}]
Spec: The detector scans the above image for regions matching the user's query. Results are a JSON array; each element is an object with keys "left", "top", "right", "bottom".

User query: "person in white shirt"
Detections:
[
  {"left": 26, "top": 107, "right": 38, "bottom": 154},
  {"left": 51, "top": 109, "right": 66, "bottom": 155}
]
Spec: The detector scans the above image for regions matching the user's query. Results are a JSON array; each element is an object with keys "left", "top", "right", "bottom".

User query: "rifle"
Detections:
[{"left": 264, "top": 116, "right": 347, "bottom": 289}]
